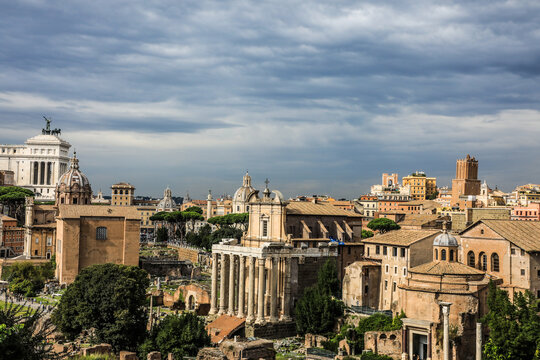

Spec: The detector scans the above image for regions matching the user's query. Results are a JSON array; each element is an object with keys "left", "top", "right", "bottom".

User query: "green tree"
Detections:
[
  {"left": 295, "top": 260, "right": 344, "bottom": 335},
  {"left": 52, "top": 264, "right": 150, "bottom": 352},
  {"left": 0, "top": 300, "right": 64, "bottom": 359},
  {"left": 208, "top": 213, "right": 249, "bottom": 230},
  {"left": 2, "top": 261, "right": 54, "bottom": 297},
  {"left": 184, "top": 206, "right": 203, "bottom": 215},
  {"left": 317, "top": 259, "right": 340, "bottom": 298},
  {"left": 361, "top": 230, "right": 374, "bottom": 239},
  {"left": 482, "top": 281, "right": 540, "bottom": 360},
  {"left": 156, "top": 227, "right": 169, "bottom": 243},
  {"left": 139, "top": 312, "right": 210, "bottom": 359},
  {"left": 367, "top": 218, "right": 400, "bottom": 234}
]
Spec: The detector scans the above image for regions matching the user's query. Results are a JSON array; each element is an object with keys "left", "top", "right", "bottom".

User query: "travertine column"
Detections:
[
  {"left": 237, "top": 256, "right": 246, "bottom": 318},
  {"left": 441, "top": 302, "right": 452, "bottom": 360},
  {"left": 209, "top": 252, "right": 218, "bottom": 314},
  {"left": 270, "top": 257, "right": 279, "bottom": 322},
  {"left": 218, "top": 254, "right": 228, "bottom": 315},
  {"left": 256, "top": 258, "right": 266, "bottom": 324},
  {"left": 476, "top": 322, "right": 482, "bottom": 360},
  {"left": 246, "top": 257, "right": 255, "bottom": 323},
  {"left": 280, "top": 257, "right": 292, "bottom": 321},
  {"left": 228, "top": 254, "right": 236, "bottom": 316}
]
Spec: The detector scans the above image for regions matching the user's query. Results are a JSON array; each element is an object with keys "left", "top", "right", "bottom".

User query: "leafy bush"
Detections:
[
  {"left": 2, "top": 260, "right": 55, "bottom": 297},
  {"left": 361, "top": 352, "right": 393, "bottom": 360},
  {"left": 361, "top": 230, "right": 374, "bottom": 239},
  {"left": 367, "top": 218, "right": 400, "bottom": 234},
  {"left": 139, "top": 312, "right": 210, "bottom": 359}
]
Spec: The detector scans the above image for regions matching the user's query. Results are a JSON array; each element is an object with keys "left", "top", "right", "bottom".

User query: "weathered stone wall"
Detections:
[
  {"left": 197, "top": 347, "right": 227, "bottom": 360},
  {"left": 364, "top": 331, "right": 401, "bottom": 360},
  {"left": 220, "top": 339, "right": 275, "bottom": 360},
  {"left": 82, "top": 343, "right": 113, "bottom": 356},
  {"left": 175, "top": 246, "right": 201, "bottom": 263},
  {"left": 245, "top": 321, "right": 296, "bottom": 339},
  {"left": 139, "top": 259, "right": 193, "bottom": 278}
]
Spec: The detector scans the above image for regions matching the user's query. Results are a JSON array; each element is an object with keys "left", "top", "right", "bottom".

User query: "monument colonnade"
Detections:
[{"left": 209, "top": 244, "right": 293, "bottom": 324}]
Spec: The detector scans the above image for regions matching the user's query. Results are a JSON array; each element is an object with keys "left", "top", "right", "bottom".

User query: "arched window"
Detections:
[
  {"left": 467, "top": 251, "right": 475, "bottom": 267},
  {"left": 479, "top": 252, "right": 487, "bottom": 270},
  {"left": 491, "top": 253, "right": 500, "bottom": 272},
  {"left": 450, "top": 250, "right": 455, "bottom": 262},
  {"left": 435, "top": 249, "right": 438, "bottom": 260},
  {"left": 441, "top": 249, "right": 447, "bottom": 261}
]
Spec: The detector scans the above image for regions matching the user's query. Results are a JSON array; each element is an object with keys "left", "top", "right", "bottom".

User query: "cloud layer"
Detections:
[{"left": 1, "top": 0, "right": 539, "bottom": 198}]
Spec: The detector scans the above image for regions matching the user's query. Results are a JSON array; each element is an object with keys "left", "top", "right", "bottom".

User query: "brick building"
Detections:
[
  {"left": 512, "top": 202, "right": 540, "bottom": 221},
  {"left": 451, "top": 154, "right": 481, "bottom": 208},
  {"left": 0, "top": 215, "right": 24, "bottom": 257}
]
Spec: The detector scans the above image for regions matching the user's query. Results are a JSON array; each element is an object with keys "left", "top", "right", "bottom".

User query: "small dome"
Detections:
[
  {"left": 433, "top": 231, "right": 458, "bottom": 247},
  {"left": 233, "top": 171, "right": 255, "bottom": 202},
  {"left": 157, "top": 186, "right": 176, "bottom": 210},
  {"left": 57, "top": 153, "right": 90, "bottom": 189}
]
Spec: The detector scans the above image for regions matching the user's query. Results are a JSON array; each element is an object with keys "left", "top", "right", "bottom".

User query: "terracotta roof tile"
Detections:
[
  {"left": 286, "top": 202, "right": 362, "bottom": 217},
  {"left": 206, "top": 315, "right": 245, "bottom": 344},
  {"left": 57, "top": 205, "right": 140, "bottom": 220},
  {"left": 479, "top": 220, "right": 540, "bottom": 252},
  {"left": 409, "top": 261, "right": 485, "bottom": 275},
  {"left": 362, "top": 229, "right": 439, "bottom": 246}
]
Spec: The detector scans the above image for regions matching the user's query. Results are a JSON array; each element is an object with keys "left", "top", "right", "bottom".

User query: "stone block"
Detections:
[
  {"left": 120, "top": 350, "right": 139, "bottom": 360},
  {"left": 82, "top": 343, "right": 113, "bottom": 356},
  {"left": 148, "top": 351, "right": 162, "bottom": 360}
]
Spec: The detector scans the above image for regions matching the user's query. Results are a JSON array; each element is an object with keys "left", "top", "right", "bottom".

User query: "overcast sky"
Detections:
[{"left": 1, "top": 0, "right": 540, "bottom": 199}]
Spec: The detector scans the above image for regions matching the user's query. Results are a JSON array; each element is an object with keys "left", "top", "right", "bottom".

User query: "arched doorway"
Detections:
[{"left": 188, "top": 295, "right": 195, "bottom": 310}]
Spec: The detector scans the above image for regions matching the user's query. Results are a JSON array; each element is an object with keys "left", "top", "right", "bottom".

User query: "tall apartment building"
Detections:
[
  {"left": 111, "top": 182, "right": 135, "bottom": 206},
  {"left": 402, "top": 172, "right": 436, "bottom": 201}
]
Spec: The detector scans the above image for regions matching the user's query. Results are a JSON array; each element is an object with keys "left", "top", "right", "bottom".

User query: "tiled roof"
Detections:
[
  {"left": 399, "top": 200, "right": 440, "bottom": 209},
  {"left": 206, "top": 315, "right": 245, "bottom": 344},
  {"left": 409, "top": 261, "right": 485, "bottom": 275},
  {"left": 362, "top": 229, "right": 439, "bottom": 246},
  {"left": 399, "top": 214, "right": 444, "bottom": 227},
  {"left": 478, "top": 220, "right": 540, "bottom": 252},
  {"left": 1, "top": 215, "right": 17, "bottom": 221},
  {"left": 286, "top": 201, "right": 362, "bottom": 217},
  {"left": 57, "top": 205, "right": 140, "bottom": 220}
]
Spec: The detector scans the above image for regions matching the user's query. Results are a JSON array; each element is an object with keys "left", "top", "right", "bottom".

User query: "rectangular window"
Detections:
[
  {"left": 367, "top": 247, "right": 370, "bottom": 256},
  {"left": 393, "top": 247, "right": 397, "bottom": 257},
  {"left": 46, "top": 237, "right": 52, "bottom": 246},
  {"left": 262, "top": 220, "right": 268, "bottom": 237},
  {"left": 403, "top": 267, "right": 407, "bottom": 276},
  {"left": 385, "top": 265, "right": 389, "bottom": 273},
  {"left": 511, "top": 248, "right": 516, "bottom": 255},
  {"left": 384, "top": 280, "right": 388, "bottom": 290},
  {"left": 376, "top": 245, "right": 380, "bottom": 255},
  {"left": 401, "top": 248, "right": 406, "bottom": 257},
  {"left": 394, "top": 266, "right": 398, "bottom": 274},
  {"left": 521, "top": 249, "right": 525, "bottom": 256},
  {"left": 383, "top": 246, "right": 387, "bottom": 255},
  {"left": 35, "top": 238, "right": 39, "bottom": 244},
  {"left": 96, "top": 227, "right": 107, "bottom": 240},
  {"left": 393, "top": 282, "right": 397, "bottom": 292}
]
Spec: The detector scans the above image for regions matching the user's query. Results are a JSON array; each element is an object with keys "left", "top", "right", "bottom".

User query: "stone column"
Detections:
[
  {"left": 218, "top": 254, "right": 228, "bottom": 315},
  {"left": 209, "top": 252, "right": 219, "bottom": 315},
  {"left": 270, "top": 257, "right": 279, "bottom": 323},
  {"left": 476, "top": 322, "right": 482, "bottom": 360},
  {"left": 228, "top": 254, "right": 235, "bottom": 316},
  {"left": 246, "top": 257, "right": 255, "bottom": 323},
  {"left": 237, "top": 256, "right": 246, "bottom": 318},
  {"left": 441, "top": 302, "right": 452, "bottom": 360},
  {"left": 281, "top": 257, "right": 292, "bottom": 321},
  {"left": 256, "top": 257, "right": 266, "bottom": 324}
]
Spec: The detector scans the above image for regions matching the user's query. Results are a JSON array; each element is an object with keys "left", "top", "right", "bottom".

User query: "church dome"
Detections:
[
  {"left": 433, "top": 230, "right": 458, "bottom": 247},
  {"left": 233, "top": 171, "right": 255, "bottom": 202},
  {"left": 157, "top": 186, "right": 176, "bottom": 211},
  {"left": 56, "top": 152, "right": 92, "bottom": 205}
]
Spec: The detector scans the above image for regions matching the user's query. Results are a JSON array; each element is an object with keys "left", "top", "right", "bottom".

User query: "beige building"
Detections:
[
  {"left": 450, "top": 207, "right": 511, "bottom": 232},
  {"left": 342, "top": 259, "right": 382, "bottom": 309},
  {"left": 459, "top": 219, "right": 540, "bottom": 298},
  {"left": 398, "top": 229, "right": 494, "bottom": 360},
  {"left": 361, "top": 230, "right": 439, "bottom": 310},
  {"left": 111, "top": 182, "right": 135, "bottom": 206},
  {"left": 55, "top": 205, "right": 140, "bottom": 284},
  {"left": 402, "top": 172, "right": 436, "bottom": 201}
]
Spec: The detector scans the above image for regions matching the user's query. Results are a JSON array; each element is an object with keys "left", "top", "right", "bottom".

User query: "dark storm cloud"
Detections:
[{"left": 1, "top": 0, "right": 540, "bottom": 197}]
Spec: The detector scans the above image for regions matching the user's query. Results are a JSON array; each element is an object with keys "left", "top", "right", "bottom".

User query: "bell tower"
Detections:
[{"left": 451, "top": 154, "right": 481, "bottom": 207}]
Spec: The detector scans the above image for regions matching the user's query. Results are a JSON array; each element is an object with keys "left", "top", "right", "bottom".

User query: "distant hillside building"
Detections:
[
  {"left": 0, "top": 118, "right": 71, "bottom": 201},
  {"left": 111, "top": 182, "right": 135, "bottom": 206},
  {"left": 402, "top": 172, "right": 436, "bottom": 201}
]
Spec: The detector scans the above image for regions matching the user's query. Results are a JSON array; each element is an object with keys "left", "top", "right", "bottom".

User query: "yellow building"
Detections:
[
  {"left": 111, "top": 182, "right": 135, "bottom": 206},
  {"left": 402, "top": 172, "right": 437, "bottom": 200}
]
